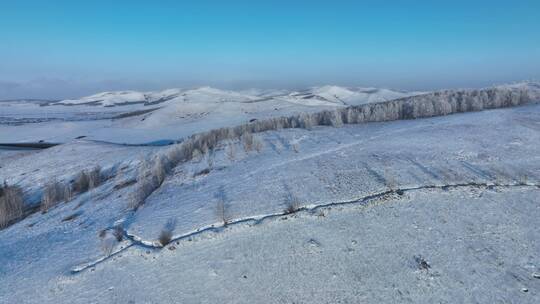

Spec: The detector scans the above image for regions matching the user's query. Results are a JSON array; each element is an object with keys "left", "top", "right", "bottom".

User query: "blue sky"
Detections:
[{"left": 1, "top": 0, "right": 539, "bottom": 99}]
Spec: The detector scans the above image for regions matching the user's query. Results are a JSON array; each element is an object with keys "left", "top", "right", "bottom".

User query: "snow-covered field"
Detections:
[{"left": 1, "top": 83, "right": 540, "bottom": 303}]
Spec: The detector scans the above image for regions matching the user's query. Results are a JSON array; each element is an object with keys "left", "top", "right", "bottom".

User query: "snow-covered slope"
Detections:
[
  {"left": 52, "top": 85, "right": 421, "bottom": 108},
  {"left": 1, "top": 103, "right": 539, "bottom": 303},
  {"left": 283, "top": 85, "right": 424, "bottom": 106},
  {"left": 53, "top": 89, "right": 183, "bottom": 107},
  {"left": 1, "top": 85, "right": 422, "bottom": 143}
]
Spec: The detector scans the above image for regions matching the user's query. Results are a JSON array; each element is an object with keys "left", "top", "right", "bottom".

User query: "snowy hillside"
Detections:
[
  {"left": 1, "top": 102, "right": 539, "bottom": 303},
  {"left": 53, "top": 89, "right": 182, "bottom": 107},
  {"left": 52, "top": 87, "right": 261, "bottom": 107},
  {"left": 283, "top": 85, "right": 423, "bottom": 106},
  {"left": 52, "top": 85, "right": 421, "bottom": 108},
  {"left": 1, "top": 82, "right": 540, "bottom": 303},
  {"left": 0, "top": 85, "right": 423, "bottom": 143}
]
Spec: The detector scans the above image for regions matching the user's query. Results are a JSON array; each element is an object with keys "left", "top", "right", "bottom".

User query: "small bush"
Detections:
[
  {"left": 384, "top": 168, "right": 397, "bottom": 191},
  {"left": 164, "top": 144, "right": 185, "bottom": 166},
  {"left": 329, "top": 110, "right": 344, "bottom": 127},
  {"left": 242, "top": 132, "right": 254, "bottom": 152},
  {"left": 191, "top": 148, "right": 203, "bottom": 161},
  {"left": 253, "top": 135, "right": 264, "bottom": 153},
  {"left": 100, "top": 234, "right": 117, "bottom": 256},
  {"left": 129, "top": 177, "right": 157, "bottom": 210},
  {"left": 61, "top": 212, "right": 81, "bottom": 222},
  {"left": 414, "top": 255, "right": 431, "bottom": 270},
  {"left": 206, "top": 151, "right": 215, "bottom": 168},
  {"left": 299, "top": 113, "right": 314, "bottom": 129},
  {"left": 215, "top": 186, "right": 229, "bottom": 225},
  {"left": 0, "top": 182, "right": 24, "bottom": 228},
  {"left": 98, "top": 229, "right": 107, "bottom": 238},
  {"left": 73, "top": 166, "right": 102, "bottom": 194},
  {"left": 158, "top": 230, "right": 172, "bottom": 247},
  {"left": 283, "top": 190, "right": 301, "bottom": 214},
  {"left": 226, "top": 142, "right": 236, "bottom": 160},
  {"left": 99, "top": 226, "right": 125, "bottom": 255},
  {"left": 64, "top": 185, "right": 73, "bottom": 202},
  {"left": 112, "top": 225, "right": 124, "bottom": 242},
  {"left": 158, "top": 219, "right": 176, "bottom": 246},
  {"left": 152, "top": 154, "right": 170, "bottom": 185},
  {"left": 194, "top": 168, "right": 211, "bottom": 177},
  {"left": 113, "top": 178, "right": 136, "bottom": 190},
  {"left": 128, "top": 155, "right": 171, "bottom": 210},
  {"left": 518, "top": 174, "right": 529, "bottom": 185},
  {"left": 291, "top": 142, "right": 300, "bottom": 153},
  {"left": 73, "top": 171, "right": 90, "bottom": 193},
  {"left": 88, "top": 166, "right": 102, "bottom": 189},
  {"left": 241, "top": 132, "right": 264, "bottom": 153},
  {"left": 272, "top": 140, "right": 284, "bottom": 154},
  {"left": 41, "top": 179, "right": 70, "bottom": 212},
  {"left": 216, "top": 199, "right": 227, "bottom": 226}
]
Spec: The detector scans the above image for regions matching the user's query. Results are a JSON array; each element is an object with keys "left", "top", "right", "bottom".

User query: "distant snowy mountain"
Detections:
[
  {"left": 0, "top": 98, "right": 57, "bottom": 105},
  {"left": 52, "top": 86, "right": 422, "bottom": 108},
  {"left": 53, "top": 89, "right": 184, "bottom": 107},
  {"left": 283, "top": 86, "right": 424, "bottom": 106},
  {"left": 117, "top": 86, "right": 425, "bottom": 132},
  {"left": 2, "top": 85, "right": 424, "bottom": 143}
]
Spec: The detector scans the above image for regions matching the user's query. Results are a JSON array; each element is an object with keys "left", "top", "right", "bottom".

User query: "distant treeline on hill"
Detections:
[{"left": 153, "top": 86, "right": 532, "bottom": 172}]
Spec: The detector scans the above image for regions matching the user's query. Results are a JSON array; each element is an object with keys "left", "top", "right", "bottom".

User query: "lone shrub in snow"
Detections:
[
  {"left": 158, "top": 229, "right": 172, "bottom": 247},
  {"left": 100, "top": 232, "right": 117, "bottom": 256},
  {"left": 88, "top": 166, "right": 102, "bottom": 189},
  {"left": 73, "top": 170, "right": 90, "bottom": 193},
  {"left": 158, "top": 219, "right": 176, "bottom": 246},
  {"left": 0, "top": 182, "right": 24, "bottom": 228},
  {"left": 41, "top": 179, "right": 70, "bottom": 212},
  {"left": 129, "top": 155, "right": 172, "bottom": 210},
  {"left": 73, "top": 166, "right": 102, "bottom": 194},
  {"left": 216, "top": 199, "right": 227, "bottom": 226},
  {"left": 242, "top": 132, "right": 254, "bottom": 152},
  {"left": 152, "top": 154, "right": 170, "bottom": 185},
  {"left": 253, "top": 135, "right": 264, "bottom": 153},
  {"left": 291, "top": 142, "right": 300, "bottom": 153},
  {"left": 226, "top": 142, "right": 236, "bottom": 160},
  {"left": 112, "top": 225, "right": 124, "bottom": 242},
  {"left": 241, "top": 132, "right": 264, "bottom": 153},
  {"left": 99, "top": 226, "right": 125, "bottom": 255},
  {"left": 283, "top": 188, "right": 301, "bottom": 214},
  {"left": 129, "top": 180, "right": 153, "bottom": 210},
  {"left": 215, "top": 186, "right": 229, "bottom": 225}
]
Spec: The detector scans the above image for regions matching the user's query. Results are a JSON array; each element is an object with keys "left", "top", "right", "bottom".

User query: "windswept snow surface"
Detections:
[
  {"left": 1, "top": 103, "right": 539, "bottom": 303},
  {"left": 0, "top": 86, "right": 422, "bottom": 143}
]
